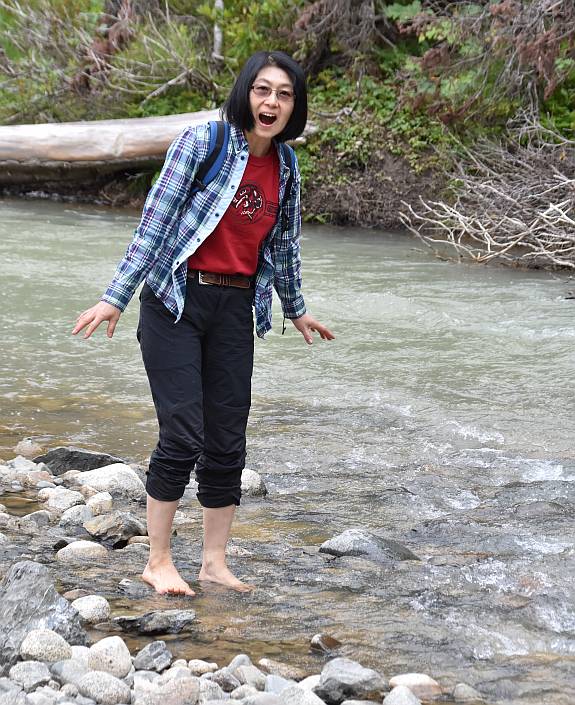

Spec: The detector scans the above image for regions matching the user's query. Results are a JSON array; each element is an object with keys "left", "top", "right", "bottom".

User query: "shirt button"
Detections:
[
  {"left": 196, "top": 238, "right": 200, "bottom": 242},
  {"left": 215, "top": 213, "right": 220, "bottom": 217},
  {"left": 240, "top": 156, "right": 245, "bottom": 161}
]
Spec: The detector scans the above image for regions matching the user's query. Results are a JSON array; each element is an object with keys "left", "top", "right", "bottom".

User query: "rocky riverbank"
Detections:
[{"left": 0, "top": 446, "right": 486, "bottom": 705}]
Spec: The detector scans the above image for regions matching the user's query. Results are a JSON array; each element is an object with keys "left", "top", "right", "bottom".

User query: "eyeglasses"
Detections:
[{"left": 251, "top": 84, "right": 295, "bottom": 103}]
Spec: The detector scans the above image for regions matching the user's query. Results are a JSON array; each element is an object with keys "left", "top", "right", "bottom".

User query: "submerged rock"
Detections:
[
  {"left": 113, "top": 609, "right": 197, "bottom": 635},
  {"left": 319, "top": 529, "right": 420, "bottom": 563},
  {"left": 0, "top": 561, "right": 87, "bottom": 676},
  {"left": 33, "top": 447, "right": 126, "bottom": 476}
]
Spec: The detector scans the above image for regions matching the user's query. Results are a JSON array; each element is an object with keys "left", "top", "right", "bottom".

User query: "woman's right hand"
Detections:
[{"left": 72, "top": 301, "right": 122, "bottom": 339}]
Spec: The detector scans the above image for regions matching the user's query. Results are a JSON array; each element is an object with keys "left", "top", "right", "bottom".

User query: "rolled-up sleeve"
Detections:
[{"left": 101, "top": 126, "right": 199, "bottom": 311}]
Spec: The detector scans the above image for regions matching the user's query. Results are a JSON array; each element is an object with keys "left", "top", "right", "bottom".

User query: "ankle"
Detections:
[
  {"left": 147, "top": 550, "right": 173, "bottom": 568},
  {"left": 201, "top": 552, "right": 226, "bottom": 571}
]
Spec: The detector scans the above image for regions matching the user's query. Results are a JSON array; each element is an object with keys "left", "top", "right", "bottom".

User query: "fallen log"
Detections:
[{"left": 0, "top": 110, "right": 221, "bottom": 185}]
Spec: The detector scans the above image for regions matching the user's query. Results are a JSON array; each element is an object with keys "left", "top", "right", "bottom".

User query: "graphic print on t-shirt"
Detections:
[{"left": 232, "top": 183, "right": 278, "bottom": 223}]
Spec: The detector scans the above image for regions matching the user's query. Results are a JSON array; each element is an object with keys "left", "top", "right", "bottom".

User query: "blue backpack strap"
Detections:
[{"left": 189, "top": 120, "right": 229, "bottom": 195}]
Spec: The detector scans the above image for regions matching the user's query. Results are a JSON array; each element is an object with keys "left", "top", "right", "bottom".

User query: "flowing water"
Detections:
[{"left": 1, "top": 198, "right": 574, "bottom": 704}]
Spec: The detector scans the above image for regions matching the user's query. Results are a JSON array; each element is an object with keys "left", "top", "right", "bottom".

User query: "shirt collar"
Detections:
[{"left": 229, "top": 122, "right": 290, "bottom": 178}]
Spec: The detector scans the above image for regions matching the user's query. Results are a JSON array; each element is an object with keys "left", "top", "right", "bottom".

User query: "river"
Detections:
[{"left": 0, "top": 198, "right": 574, "bottom": 704}]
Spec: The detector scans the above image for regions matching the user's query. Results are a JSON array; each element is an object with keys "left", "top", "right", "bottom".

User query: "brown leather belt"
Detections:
[{"left": 189, "top": 269, "right": 252, "bottom": 289}]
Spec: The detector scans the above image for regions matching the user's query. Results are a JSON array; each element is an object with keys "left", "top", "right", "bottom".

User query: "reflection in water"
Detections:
[{"left": 1, "top": 198, "right": 574, "bottom": 704}]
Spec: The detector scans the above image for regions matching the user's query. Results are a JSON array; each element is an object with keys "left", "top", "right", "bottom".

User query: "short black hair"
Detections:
[{"left": 221, "top": 51, "right": 308, "bottom": 143}]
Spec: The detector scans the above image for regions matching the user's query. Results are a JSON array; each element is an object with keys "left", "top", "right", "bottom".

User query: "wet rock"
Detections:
[
  {"left": 319, "top": 529, "right": 420, "bottom": 563},
  {"left": 14, "top": 439, "right": 44, "bottom": 457},
  {"left": 88, "top": 637, "right": 132, "bottom": 679},
  {"left": 383, "top": 686, "right": 421, "bottom": 705},
  {"left": 9, "top": 661, "right": 51, "bottom": 692},
  {"left": 133, "top": 642, "right": 172, "bottom": 672},
  {"left": 187, "top": 659, "right": 217, "bottom": 676},
  {"left": 72, "top": 464, "right": 145, "bottom": 502},
  {"left": 117, "top": 579, "right": 150, "bottom": 598},
  {"left": 314, "top": 657, "right": 387, "bottom": 704},
  {"left": 113, "top": 609, "right": 196, "bottom": 635},
  {"left": 33, "top": 448, "right": 126, "bottom": 477},
  {"left": 117, "top": 543, "right": 149, "bottom": 559},
  {"left": 0, "top": 562, "right": 86, "bottom": 675},
  {"left": 86, "top": 492, "right": 113, "bottom": 516},
  {"left": 241, "top": 468, "right": 268, "bottom": 497},
  {"left": 71, "top": 596, "right": 111, "bottom": 625},
  {"left": 310, "top": 634, "right": 342, "bottom": 653},
  {"left": 50, "top": 659, "right": 90, "bottom": 688},
  {"left": 17, "top": 510, "right": 52, "bottom": 531},
  {"left": 228, "top": 654, "right": 252, "bottom": 670},
  {"left": 278, "top": 685, "right": 325, "bottom": 705},
  {"left": 512, "top": 500, "right": 568, "bottom": 519},
  {"left": 84, "top": 511, "right": 146, "bottom": 548},
  {"left": 77, "top": 671, "right": 131, "bottom": 705},
  {"left": 258, "top": 658, "right": 307, "bottom": 681},
  {"left": 0, "top": 532, "right": 7, "bottom": 544},
  {"left": 59, "top": 505, "right": 93, "bottom": 528},
  {"left": 389, "top": 673, "right": 441, "bottom": 700},
  {"left": 57, "top": 540, "right": 108, "bottom": 563},
  {"left": 453, "top": 683, "right": 485, "bottom": 702},
  {"left": 38, "top": 487, "right": 85, "bottom": 513},
  {"left": 0, "top": 512, "right": 13, "bottom": 529},
  {"left": 20, "top": 629, "right": 72, "bottom": 663}
]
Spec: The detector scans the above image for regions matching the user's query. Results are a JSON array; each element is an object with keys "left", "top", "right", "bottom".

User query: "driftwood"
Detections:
[
  {"left": 0, "top": 110, "right": 220, "bottom": 185},
  {"left": 400, "top": 119, "right": 575, "bottom": 270}
]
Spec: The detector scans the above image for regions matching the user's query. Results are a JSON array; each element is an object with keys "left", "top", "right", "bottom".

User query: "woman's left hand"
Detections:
[{"left": 291, "top": 313, "right": 335, "bottom": 345}]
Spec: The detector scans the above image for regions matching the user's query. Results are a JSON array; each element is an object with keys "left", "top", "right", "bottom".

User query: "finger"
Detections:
[
  {"left": 83, "top": 317, "right": 102, "bottom": 339},
  {"left": 72, "top": 318, "right": 90, "bottom": 336},
  {"left": 107, "top": 317, "right": 118, "bottom": 339}
]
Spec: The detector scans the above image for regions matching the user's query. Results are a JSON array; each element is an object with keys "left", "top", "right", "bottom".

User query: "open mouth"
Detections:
[{"left": 259, "top": 112, "right": 277, "bottom": 126}]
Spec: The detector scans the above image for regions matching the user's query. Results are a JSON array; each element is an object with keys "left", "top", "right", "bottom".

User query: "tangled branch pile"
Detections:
[{"left": 400, "top": 118, "right": 575, "bottom": 269}]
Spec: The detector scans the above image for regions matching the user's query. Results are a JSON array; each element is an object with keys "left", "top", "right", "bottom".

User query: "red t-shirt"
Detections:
[{"left": 188, "top": 147, "right": 280, "bottom": 275}]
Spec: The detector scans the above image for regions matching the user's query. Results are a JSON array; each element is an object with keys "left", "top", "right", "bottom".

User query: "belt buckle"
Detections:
[{"left": 198, "top": 271, "right": 212, "bottom": 286}]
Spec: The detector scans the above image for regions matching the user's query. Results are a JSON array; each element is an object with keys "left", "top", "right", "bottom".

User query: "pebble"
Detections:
[
  {"left": 85, "top": 492, "right": 114, "bottom": 515},
  {"left": 20, "top": 629, "right": 72, "bottom": 662},
  {"left": 88, "top": 636, "right": 132, "bottom": 678},
  {"left": 37, "top": 487, "right": 85, "bottom": 513},
  {"left": 389, "top": 673, "right": 442, "bottom": 700},
  {"left": 59, "top": 505, "right": 93, "bottom": 528},
  {"left": 78, "top": 670, "right": 131, "bottom": 705},
  {"left": 383, "top": 685, "right": 422, "bottom": 705},
  {"left": 187, "top": 659, "right": 218, "bottom": 676},
  {"left": 50, "top": 659, "right": 90, "bottom": 688},
  {"left": 133, "top": 641, "right": 173, "bottom": 672},
  {"left": 9, "top": 661, "right": 52, "bottom": 692},
  {"left": 71, "top": 595, "right": 111, "bottom": 624},
  {"left": 453, "top": 683, "right": 485, "bottom": 702},
  {"left": 57, "top": 540, "right": 108, "bottom": 563}
]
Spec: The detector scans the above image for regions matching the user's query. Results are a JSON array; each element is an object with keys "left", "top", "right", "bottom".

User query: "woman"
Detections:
[{"left": 72, "top": 51, "right": 334, "bottom": 596}]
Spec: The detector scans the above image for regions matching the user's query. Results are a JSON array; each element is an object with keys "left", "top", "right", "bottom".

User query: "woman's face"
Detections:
[{"left": 248, "top": 65, "right": 295, "bottom": 141}]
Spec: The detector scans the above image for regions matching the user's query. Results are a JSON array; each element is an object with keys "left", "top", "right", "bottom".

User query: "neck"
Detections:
[{"left": 244, "top": 130, "right": 272, "bottom": 157}]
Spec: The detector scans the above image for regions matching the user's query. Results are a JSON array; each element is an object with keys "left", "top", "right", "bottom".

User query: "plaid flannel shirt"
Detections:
[{"left": 101, "top": 122, "right": 306, "bottom": 338}]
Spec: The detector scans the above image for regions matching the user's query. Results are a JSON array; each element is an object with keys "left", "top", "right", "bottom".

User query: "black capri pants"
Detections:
[{"left": 137, "top": 274, "right": 254, "bottom": 507}]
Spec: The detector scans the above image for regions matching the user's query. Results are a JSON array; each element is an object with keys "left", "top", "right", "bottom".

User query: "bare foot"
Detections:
[
  {"left": 198, "top": 563, "right": 254, "bottom": 593},
  {"left": 142, "top": 559, "right": 195, "bottom": 596}
]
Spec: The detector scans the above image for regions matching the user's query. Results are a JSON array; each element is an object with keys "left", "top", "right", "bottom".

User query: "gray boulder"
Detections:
[
  {"left": 314, "top": 658, "right": 387, "bottom": 704},
  {"left": 0, "top": 561, "right": 87, "bottom": 676},
  {"left": 383, "top": 686, "right": 421, "bottom": 705},
  {"left": 72, "top": 465, "right": 145, "bottom": 502},
  {"left": 50, "top": 659, "right": 90, "bottom": 688},
  {"left": 33, "top": 448, "right": 126, "bottom": 476},
  {"left": 84, "top": 511, "right": 146, "bottom": 548},
  {"left": 319, "top": 529, "right": 420, "bottom": 563}
]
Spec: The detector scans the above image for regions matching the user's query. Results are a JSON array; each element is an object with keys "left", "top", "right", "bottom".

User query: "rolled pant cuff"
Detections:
[{"left": 196, "top": 493, "right": 241, "bottom": 508}]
